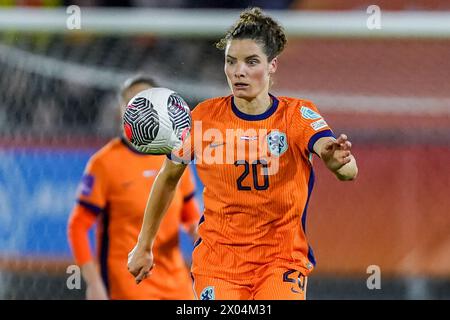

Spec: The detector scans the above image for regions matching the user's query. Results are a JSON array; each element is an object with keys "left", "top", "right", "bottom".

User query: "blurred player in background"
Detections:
[
  {"left": 128, "top": 8, "right": 358, "bottom": 300},
  {"left": 67, "top": 75, "right": 200, "bottom": 300}
]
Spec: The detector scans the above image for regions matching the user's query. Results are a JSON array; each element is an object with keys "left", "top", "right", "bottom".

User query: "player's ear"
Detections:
[{"left": 268, "top": 57, "right": 278, "bottom": 75}]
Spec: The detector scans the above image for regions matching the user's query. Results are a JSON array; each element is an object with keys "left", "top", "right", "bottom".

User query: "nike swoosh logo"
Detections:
[{"left": 209, "top": 142, "right": 226, "bottom": 148}]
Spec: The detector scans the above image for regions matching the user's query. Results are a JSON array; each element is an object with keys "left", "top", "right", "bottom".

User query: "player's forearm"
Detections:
[
  {"left": 81, "top": 261, "right": 103, "bottom": 285},
  {"left": 137, "top": 163, "right": 185, "bottom": 250},
  {"left": 81, "top": 261, "right": 108, "bottom": 300},
  {"left": 67, "top": 205, "right": 97, "bottom": 266},
  {"left": 334, "top": 155, "right": 358, "bottom": 181}
]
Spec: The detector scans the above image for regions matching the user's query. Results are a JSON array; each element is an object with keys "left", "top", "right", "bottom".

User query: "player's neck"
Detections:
[{"left": 234, "top": 93, "right": 272, "bottom": 116}]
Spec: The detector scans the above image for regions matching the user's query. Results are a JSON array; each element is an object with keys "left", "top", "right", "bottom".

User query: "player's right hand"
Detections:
[{"left": 127, "top": 244, "right": 154, "bottom": 284}]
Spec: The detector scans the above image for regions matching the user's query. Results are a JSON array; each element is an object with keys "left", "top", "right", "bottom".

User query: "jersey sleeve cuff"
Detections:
[
  {"left": 166, "top": 152, "right": 193, "bottom": 165},
  {"left": 77, "top": 200, "right": 104, "bottom": 216},
  {"left": 183, "top": 192, "right": 196, "bottom": 203},
  {"left": 307, "top": 129, "right": 336, "bottom": 155}
]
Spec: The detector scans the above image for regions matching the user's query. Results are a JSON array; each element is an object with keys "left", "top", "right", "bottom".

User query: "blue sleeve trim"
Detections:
[
  {"left": 166, "top": 153, "right": 193, "bottom": 164},
  {"left": 77, "top": 200, "right": 103, "bottom": 216},
  {"left": 307, "top": 129, "right": 335, "bottom": 155},
  {"left": 183, "top": 192, "right": 196, "bottom": 203},
  {"left": 193, "top": 237, "right": 202, "bottom": 249}
]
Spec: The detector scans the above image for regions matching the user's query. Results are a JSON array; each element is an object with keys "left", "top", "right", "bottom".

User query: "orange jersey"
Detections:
[
  {"left": 170, "top": 95, "right": 334, "bottom": 281},
  {"left": 67, "top": 137, "right": 200, "bottom": 299}
]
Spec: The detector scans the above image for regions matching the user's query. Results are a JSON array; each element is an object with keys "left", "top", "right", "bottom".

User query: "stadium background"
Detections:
[{"left": 0, "top": 0, "right": 449, "bottom": 299}]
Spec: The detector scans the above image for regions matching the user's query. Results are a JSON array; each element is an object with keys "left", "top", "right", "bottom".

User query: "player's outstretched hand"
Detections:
[
  {"left": 127, "top": 244, "right": 154, "bottom": 284},
  {"left": 320, "top": 134, "right": 354, "bottom": 172}
]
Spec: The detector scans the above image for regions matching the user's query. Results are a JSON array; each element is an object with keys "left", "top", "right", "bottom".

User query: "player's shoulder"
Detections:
[
  {"left": 195, "top": 96, "right": 231, "bottom": 109},
  {"left": 87, "top": 138, "right": 123, "bottom": 168},
  {"left": 192, "top": 96, "right": 231, "bottom": 118},
  {"left": 277, "top": 96, "right": 318, "bottom": 118},
  {"left": 277, "top": 96, "right": 316, "bottom": 109}
]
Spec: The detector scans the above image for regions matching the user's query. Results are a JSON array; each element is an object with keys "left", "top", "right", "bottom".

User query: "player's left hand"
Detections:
[
  {"left": 320, "top": 134, "right": 353, "bottom": 172},
  {"left": 128, "top": 244, "right": 154, "bottom": 284}
]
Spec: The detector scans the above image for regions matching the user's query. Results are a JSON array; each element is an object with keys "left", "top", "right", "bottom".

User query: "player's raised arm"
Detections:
[
  {"left": 127, "top": 158, "right": 187, "bottom": 284},
  {"left": 313, "top": 134, "right": 358, "bottom": 181}
]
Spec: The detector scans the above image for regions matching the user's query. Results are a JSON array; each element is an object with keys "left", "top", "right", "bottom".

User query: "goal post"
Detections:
[{"left": 1, "top": 7, "right": 450, "bottom": 38}]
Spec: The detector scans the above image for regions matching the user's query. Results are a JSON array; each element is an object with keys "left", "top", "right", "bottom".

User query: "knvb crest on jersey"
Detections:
[
  {"left": 267, "top": 130, "right": 288, "bottom": 156},
  {"left": 300, "top": 106, "right": 322, "bottom": 120},
  {"left": 200, "top": 286, "right": 215, "bottom": 300}
]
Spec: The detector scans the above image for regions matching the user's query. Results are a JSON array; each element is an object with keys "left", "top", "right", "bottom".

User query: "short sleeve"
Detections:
[
  {"left": 76, "top": 157, "right": 108, "bottom": 213},
  {"left": 290, "top": 100, "right": 335, "bottom": 155}
]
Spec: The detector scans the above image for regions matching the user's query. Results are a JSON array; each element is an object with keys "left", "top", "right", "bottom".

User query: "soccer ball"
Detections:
[{"left": 123, "top": 88, "right": 191, "bottom": 154}]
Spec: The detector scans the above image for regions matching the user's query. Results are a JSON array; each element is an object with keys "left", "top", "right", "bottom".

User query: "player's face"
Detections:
[
  {"left": 224, "top": 39, "right": 277, "bottom": 101},
  {"left": 120, "top": 83, "right": 153, "bottom": 118}
]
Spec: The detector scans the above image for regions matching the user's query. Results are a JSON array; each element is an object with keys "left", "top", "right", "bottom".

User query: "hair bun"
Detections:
[
  {"left": 217, "top": 7, "right": 287, "bottom": 60},
  {"left": 239, "top": 7, "right": 263, "bottom": 22}
]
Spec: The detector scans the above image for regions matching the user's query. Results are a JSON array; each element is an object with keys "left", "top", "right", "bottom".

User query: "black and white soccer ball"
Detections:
[{"left": 123, "top": 88, "right": 191, "bottom": 154}]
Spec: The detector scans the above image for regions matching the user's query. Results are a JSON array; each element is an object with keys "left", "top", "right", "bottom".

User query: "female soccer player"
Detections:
[
  {"left": 67, "top": 76, "right": 200, "bottom": 300},
  {"left": 128, "top": 8, "right": 358, "bottom": 300}
]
